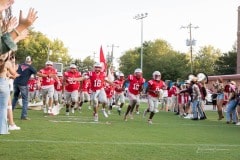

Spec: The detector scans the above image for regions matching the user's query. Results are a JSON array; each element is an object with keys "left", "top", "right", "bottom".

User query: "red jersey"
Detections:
[
  {"left": 64, "top": 71, "right": 81, "bottom": 92},
  {"left": 54, "top": 79, "right": 63, "bottom": 91},
  {"left": 167, "top": 89, "right": 173, "bottom": 97},
  {"left": 81, "top": 79, "right": 91, "bottom": 92},
  {"left": 105, "top": 84, "right": 115, "bottom": 98},
  {"left": 127, "top": 74, "right": 145, "bottom": 95},
  {"left": 39, "top": 67, "right": 57, "bottom": 86},
  {"left": 27, "top": 79, "right": 37, "bottom": 92},
  {"left": 114, "top": 79, "right": 124, "bottom": 93},
  {"left": 88, "top": 71, "right": 106, "bottom": 91},
  {"left": 178, "top": 92, "right": 189, "bottom": 104},
  {"left": 170, "top": 86, "right": 177, "bottom": 96},
  {"left": 147, "top": 79, "right": 165, "bottom": 97}
]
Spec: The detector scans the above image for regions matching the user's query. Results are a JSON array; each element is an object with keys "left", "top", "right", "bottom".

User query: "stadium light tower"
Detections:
[
  {"left": 134, "top": 13, "right": 148, "bottom": 70},
  {"left": 181, "top": 23, "right": 199, "bottom": 73}
]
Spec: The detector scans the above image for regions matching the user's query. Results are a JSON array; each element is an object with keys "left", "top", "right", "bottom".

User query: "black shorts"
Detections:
[{"left": 212, "top": 100, "right": 217, "bottom": 105}]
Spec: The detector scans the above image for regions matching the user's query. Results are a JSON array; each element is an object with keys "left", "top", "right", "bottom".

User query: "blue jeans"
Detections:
[
  {"left": 226, "top": 99, "right": 238, "bottom": 123},
  {"left": 192, "top": 99, "right": 204, "bottom": 119},
  {"left": 12, "top": 84, "right": 29, "bottom": 119},
  {"left": 0, "top": 78, "right": 10, "bottom": 134}
]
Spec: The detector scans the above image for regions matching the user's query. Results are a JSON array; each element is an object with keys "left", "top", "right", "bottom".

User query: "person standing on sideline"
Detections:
[
  {"left": 12, "top": 56, "right": 37, "bottom": 120},
  {"left": 213, "top": 77, "right": 225, "bottom": 120},
  {"left": 191, "top": 77, "right": 205, "bottom": 120},
  {"left": 0, "top": 57, "right": 19, "bottom": 134}
]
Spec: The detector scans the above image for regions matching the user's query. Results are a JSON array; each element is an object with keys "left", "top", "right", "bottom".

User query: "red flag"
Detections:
[{"left": 99, "top": 45, "right": 107, "bottom": 72}]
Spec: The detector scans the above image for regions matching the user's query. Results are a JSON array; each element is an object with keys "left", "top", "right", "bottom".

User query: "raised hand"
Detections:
[
  {"left": 5, "top": 17, "right": 18, "bottom": 32},
  {"left": 0, "top": 0, "right": 14, "bottom": 12},
  {"left": 18, "top": 8, "right": 38, "bottom": 31}
]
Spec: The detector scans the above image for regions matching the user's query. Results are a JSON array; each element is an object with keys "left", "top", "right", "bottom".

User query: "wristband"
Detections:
[{"left": 13, "top": 28, "right": 20, "bottom": 36}]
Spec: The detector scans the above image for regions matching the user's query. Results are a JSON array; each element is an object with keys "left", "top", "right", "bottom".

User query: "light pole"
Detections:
[
  {"left": 47, "top": 49, "right": 52, "bottom": 61},
  {"left": 107, "top": 44, "right": 119, "bottom": 65},
  {"left": 181, "top": 23, "right": 199, "bottom": 73},
  {"left": 134, "top": 13, "right": 148, "bottom": 70}
]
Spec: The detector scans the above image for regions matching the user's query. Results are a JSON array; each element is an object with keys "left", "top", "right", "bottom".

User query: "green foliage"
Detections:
[
  {"left": 1, "top": 103, "right": 240, "bottom": 160},
  {"left": 119, "top": 39, "right": 190, "bottom": 81},
  {"left": 215, "top": 51, "right": 237, "bottom": 75},
  {"left": 15, "top": 31, "right": 71, "bottom": 71},
  {"left": 72, "top": 56, "right": 95, "bottom": 73},
  {"left": 194, "top": 45, "right": 221, "bottom": 75}
]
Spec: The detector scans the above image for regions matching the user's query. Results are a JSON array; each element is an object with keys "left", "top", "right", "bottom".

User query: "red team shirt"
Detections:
[
  {"left": 114, "top": 79, "right": 124, "bottom": 93},
  {"left": 104, "top": 84, "right": 115, "bottom": 98},
  {"left": 147, "top": 79, "right": 165, "bottom": 97},
  {"left": 64, "top": 71, "right": 81, "bottom": 92},
  {"left": 28, "top": 78, "right": 37, "bottom": 92},
  {"left": 127, "top": 75, "right": 145, "bottom": 95},
  {"left": 54, "top": 79, "right": 63, "bottom": 91},
  {"left": 88, "top": 71, "right": 106, "bottom": 91},
  {"left": 81, "top": 79, "right": 91, "bottom": 92},
  {"left": 39, "top": 67, "right": 57, "bottom": 86}
]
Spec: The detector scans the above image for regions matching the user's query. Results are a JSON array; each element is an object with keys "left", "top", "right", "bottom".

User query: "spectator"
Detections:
[{"left": 12, "top": 56, "right": 37, "bottom": 120}]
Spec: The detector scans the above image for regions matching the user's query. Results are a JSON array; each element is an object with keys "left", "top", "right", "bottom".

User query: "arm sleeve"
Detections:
[{"left": 0, "top": 32, "right": 17, "bottom": 53}]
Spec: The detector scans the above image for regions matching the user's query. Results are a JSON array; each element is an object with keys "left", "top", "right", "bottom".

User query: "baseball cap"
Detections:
[{"left": 26, "top": 56, "right": 31, "bottom": 62}]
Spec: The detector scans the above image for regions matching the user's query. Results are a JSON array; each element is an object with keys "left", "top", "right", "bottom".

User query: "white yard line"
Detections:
[{"left": 1, "top": 139, "right": 240, "bottom": 147}]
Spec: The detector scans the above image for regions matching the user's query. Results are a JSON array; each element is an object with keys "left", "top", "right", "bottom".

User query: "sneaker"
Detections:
[
  {"left": 148, "top": 119, "right": 153, "bottom": 124},
  {"left": 66, "top": 112, "right": 69, "bottom": 116},
  {"left": 94, "top": 114, "right": 98, "bottom": 122},
  {"left": 43, "top": 107, "right": 47, "bottom": 113},
  {"left": 184, "top": 114, "right": 192, "bottom": 119},
  {"left": 21, "top": 117, "right": 30, "bottom": 120},
  {"left": 88, "top": 106, "right": 92, "bottom": 110},
  {"left": 9, "top": 124, "right": 21, "bottom": 130},
  {"left": 236, "top": 122, "right": 240, "bottom": 125},
  {"left": 48, "top": 108, "right": 53, "bottom": 115},
  {"left": 136, "top": 111, "right": 140, "bottom": 115},
  {"left": 102, "top": 109, "right": 108, "bottom": 118},
  {"left": 71, "top": 108, "right": 75, "bottom": 114}
]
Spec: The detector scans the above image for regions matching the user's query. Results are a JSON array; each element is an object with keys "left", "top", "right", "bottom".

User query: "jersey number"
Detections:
[{"left": 94, "top": 80, "right": 102, "bottom": 87}]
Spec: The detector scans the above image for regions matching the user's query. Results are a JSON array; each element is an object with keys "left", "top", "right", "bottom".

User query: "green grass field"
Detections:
[{"left": 0, "top": 102, "right": 240, "bottom": 160}]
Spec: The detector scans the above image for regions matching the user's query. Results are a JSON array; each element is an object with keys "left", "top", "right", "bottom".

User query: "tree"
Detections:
[
  {"left": 215, "top": 51, "right": 237, "bottom": 75},
  {"left": 119, "top": 39, "right": 190, "bottom": 81},
  {"left": 16, "top": 31, "right": 71, "bottom": 70},
  {"left": 82, "top": 56, "right": 95, "bottom": 72},
  {"left": 193, "top": 45, "right": 221, "bottom": 76}
]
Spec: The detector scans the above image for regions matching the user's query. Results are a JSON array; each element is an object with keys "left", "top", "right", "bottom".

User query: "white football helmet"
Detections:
[
  {"left": 45, "top": 61, "right": 53, "bottom": 66},
  {"left": 94, "top": 62, "right": 102, "bottom": 68},
  {"left": 152, "top": 71, "right": 161, "bottom": 81},
  {"left": 69, "top": 64, "right": 77, "bottom": 69},
  {"left": 134, "top": 68, "right": 142, "bottom": 79},
  {"left": 94, "top": 62, "right": 102, "bottom": 72},
  {"left": 134, "top": 68, "right": 142, "bottom": 74},
  {"left": 118, "top": 72, "right": 124, "bottom": 80}
]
